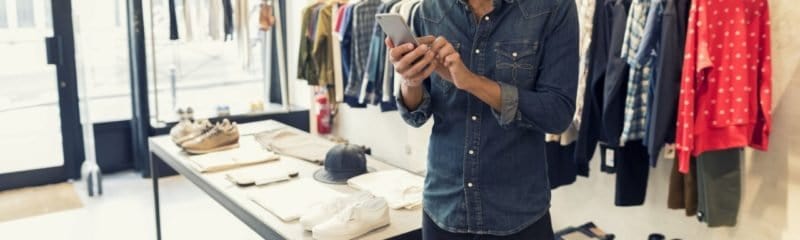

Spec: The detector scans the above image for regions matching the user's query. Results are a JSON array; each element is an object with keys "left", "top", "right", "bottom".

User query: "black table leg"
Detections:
[{"left": 151, "top": 154, "right": 162, "bottom": 240}]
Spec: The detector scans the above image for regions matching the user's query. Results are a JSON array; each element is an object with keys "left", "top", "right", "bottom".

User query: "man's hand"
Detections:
[
  {"left": 386, "top": 37, "right": 437, "bottom": 87},
  {"left": 386, "top": 36, "right": 438, "bottom": 111},
  {"left": 430, "top": 36, "right": 479, "bottom": 91},
  {"left": 416, "top": 36, "right": 452, "bottom": 81}
]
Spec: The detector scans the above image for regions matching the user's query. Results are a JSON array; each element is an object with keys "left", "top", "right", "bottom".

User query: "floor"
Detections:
[{"left": 0, "top": 171, "right": 262, "bottom": 240}]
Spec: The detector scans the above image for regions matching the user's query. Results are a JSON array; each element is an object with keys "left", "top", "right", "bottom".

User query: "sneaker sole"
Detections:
[
  {"left": 184, "top": 143, "right": 240, "bottom": 155},
  {"left": 312, "top": 219, "right": 390, "bottom": 240}
]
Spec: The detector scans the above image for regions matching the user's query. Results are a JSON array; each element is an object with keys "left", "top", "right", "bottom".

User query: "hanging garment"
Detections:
[
  {"left": 332, "top": 4, "right": 345, "bottom": 102},
  {"left": 169, "top": 0, "right": 179, "bottom": 40},
  {"left": 546, "top": 142, "right": 578, "bottom": 190},
  {"left": 193, "top": 0, "right": 211, "bottom": 40},
  {"left": 575, "top": 0, "right": 615, "bottom": 176},
  {"left": 235, "top": 0, "right": 251, "bottom": 69},
  {"left": 340, "top": 5, "right": 355, "bottom": 90},
  {"left": 646, "top": 0, "right": 690, "bottom": 165},
  {"left": 343, "top": 0, "right": 381, "bottom": 105},
  {"left": 312, "top": 4, "right": 335, "bottom": 87},
  {"left": 222, "top": 0, "right": 234, "bottom": 41},
  {"left": 696, "top": 148, "right": 742, "bottom": 227},
  {"left": 613, "top": 140, "right": 649, "bottom": 206},
  {"left": 637, "top": 0, "right": 665, "bottom": 148},
  {"left": 619, "top": 0, "right": 653, "bottom": 144},
  {"left": 297, "top": 3, "right": 322, "bottom": 82},
  {"left": 259, "top": 1, "right": 275, "bottom": 31},
  {"left": 668, "top": 154, "right": 698, "bottom": 217},
  {"left": 546, "top": 0, "right": 597, "bottom": 145},
  {"left": 379, "top": 0, "right": 406, "bottom": 112},
  {"left": 361, "top": 0, "right": 403, "bottom": 105},
  {"left": 602, "top": 0, "right": 633, "bottom": 147},
  {"left": 182, "top": 0, "right": 193, "bottom": 41},
  {"left": 310, "top": 4, "right": 325, "bottom": 42},
  {"left": 209, "top": 0, "right": 223, "bottom": 40},
  {"left": 675, "top": 0, "right": 772, "bottom": 173}
]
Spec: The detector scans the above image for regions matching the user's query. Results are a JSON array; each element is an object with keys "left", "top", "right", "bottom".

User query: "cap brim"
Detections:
[{"left": 313, "top": 167, "right": 377, "bottom": 185}]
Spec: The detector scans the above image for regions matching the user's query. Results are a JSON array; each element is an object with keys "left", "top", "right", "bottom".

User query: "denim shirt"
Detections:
[{"left": 397, "top": 0, "right": 578, "bottom": 235}]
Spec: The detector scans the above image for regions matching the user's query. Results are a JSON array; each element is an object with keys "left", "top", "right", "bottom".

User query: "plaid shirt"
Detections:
[
  {"left": 619, "top": 0, "right": 652, "bottom": 144},
  {"left": 344, "top": 0, "right": 381, "bottom": 98}
]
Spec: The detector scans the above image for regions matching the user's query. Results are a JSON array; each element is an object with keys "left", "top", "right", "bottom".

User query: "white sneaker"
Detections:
[
  {"left": 311, "top": 197, "right": 390, "bottom": 240},
  {"left": 300, "top": 191, "right": 374, "bottom": 231}
]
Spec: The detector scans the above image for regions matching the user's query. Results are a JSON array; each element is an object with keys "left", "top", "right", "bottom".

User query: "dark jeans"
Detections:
[{"left": 422, "top": 211, "right": 554, "bottom": 240}]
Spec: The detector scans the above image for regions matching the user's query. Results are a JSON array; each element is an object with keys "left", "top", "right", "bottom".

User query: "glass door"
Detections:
[{"left": 0, "top": 0, "right": 81, "bottom": 190}]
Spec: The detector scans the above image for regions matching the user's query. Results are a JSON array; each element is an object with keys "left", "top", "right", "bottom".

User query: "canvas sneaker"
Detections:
[
  {"left": 300, "top": 191, "right": 374, "bottom": 231},
  {"left": 311, "top": 197, "right": 390, "bottom": 240},
  {"left": 181, "top": 119, "right": 240, "bottom": 154},
  {"left": 170, "top": 119, "right": 213, "bottom": 145}
]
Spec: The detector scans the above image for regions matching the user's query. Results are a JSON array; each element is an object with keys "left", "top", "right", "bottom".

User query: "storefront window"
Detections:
[
  {"left": 145, "top": 0, "right": 272, "bottom": 125},
  {"left": 73, "top": 0, "right": 132, "bottom": 122},
  {"left": 15, "top": 0, "right": 33, "bottom": 28},
  {"left": 0, "top": 0, "right": 8, "bottom": 28}
]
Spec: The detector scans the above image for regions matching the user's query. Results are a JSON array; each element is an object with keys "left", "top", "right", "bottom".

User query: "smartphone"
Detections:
[{"left": 376, "top": 13, "right": 418, "bottom": 47}]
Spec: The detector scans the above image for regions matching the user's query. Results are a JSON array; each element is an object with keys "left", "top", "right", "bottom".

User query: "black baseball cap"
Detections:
[{"left": 314, "top": 144, "right": 373, "bottom": 184}]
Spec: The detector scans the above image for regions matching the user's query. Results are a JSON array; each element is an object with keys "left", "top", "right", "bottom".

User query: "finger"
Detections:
[
  {"left": 431, "top": 36, "right": 448, "bottom": 57},
  {"left": 396, "top": 44, "right": 430, "bottom": 72},
  {"left": 405, "top": 51, "right": 436, "bottom": 78},
  {"left": 385, "top": 37, "right": 395, "bottom": 49},
  {"left": 389, "top": 43, "right": 415, "bottom": 63},
  {"left": 437, "top": 45, "right": 456, "bottom": 62},
  {"left": 407, "top": 61, "right": 438, "bottom": 83},
  {"left": 417, "top": 36, "right": 436, "bottom": 45},
  {"left": 444, "top": 53, "right": 462, "bottom": 67}
]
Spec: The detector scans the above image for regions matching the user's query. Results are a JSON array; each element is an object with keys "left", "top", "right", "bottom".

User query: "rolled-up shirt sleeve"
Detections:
[
  {"left": 397, "top": 83, "right": 433, "bottom": 127},
  {"left": 492, "top": 0, "right": 579, "bottom": 134}
]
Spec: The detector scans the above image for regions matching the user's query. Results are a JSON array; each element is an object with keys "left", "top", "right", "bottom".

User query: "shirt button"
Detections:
[
  {"left": 475, "top": 49, "right": 480, "bottom": 54},
  {"left": 467, "top": 182, "right": 474, "bottom": 188},
  {"left": 468, "top": 150, "right": 475, "bottom": 155},
  {"left": 484, "top": 16, "right": 490, "bottom": 21},
  {"left": 471, "top": 116, "right": 478, "bottom": 121}
]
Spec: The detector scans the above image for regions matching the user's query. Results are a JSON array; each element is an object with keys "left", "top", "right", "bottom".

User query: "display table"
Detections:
[{"left": 149, "top": 120, "right": 422, "bottom": 240}]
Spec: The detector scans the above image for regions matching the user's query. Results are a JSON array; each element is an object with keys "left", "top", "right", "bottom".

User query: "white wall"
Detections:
[
  {"left": 287, "top": 0, "right": 799, "bottom": 238},
  {"left": 333, "top": 105, "right": 432, "bottom": 173}
]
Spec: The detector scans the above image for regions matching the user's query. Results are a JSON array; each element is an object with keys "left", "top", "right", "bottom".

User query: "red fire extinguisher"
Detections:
[{"left": 315, "top": 92, "right": 332, "bottom": 134}]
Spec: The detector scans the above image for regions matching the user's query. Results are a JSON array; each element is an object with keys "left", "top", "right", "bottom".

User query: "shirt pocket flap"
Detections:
[{"left": 494, "top": 40, "right": 539, "bottom": 60}]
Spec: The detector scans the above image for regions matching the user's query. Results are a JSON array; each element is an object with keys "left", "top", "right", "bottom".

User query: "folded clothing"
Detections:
[
  {"left": 255, "top": 129, "right": 336, "bottom": 163},
  {"left": 347, "top": 170, "right": 423, "bottom": 210},
  {"left": 225, "top": 163, "right": 299, "bottom": 186},
  {"left": 250, "top": 178, "right": 345, "bottom": 221},
  {"left": 188, "top": 139, "right": 279, "bottom": 173}
]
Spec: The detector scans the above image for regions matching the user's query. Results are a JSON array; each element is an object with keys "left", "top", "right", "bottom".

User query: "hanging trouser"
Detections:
[
  {"left": 696, "top": 148, "right": 742, "bottom": 227},
  {"left": 614, "top": 140, "right": 649, "bottom": 206}
]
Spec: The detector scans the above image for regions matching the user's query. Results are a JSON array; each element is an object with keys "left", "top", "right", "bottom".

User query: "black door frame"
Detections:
[{"left": 0, "top": 0, "right": 84, "bottom": 191}]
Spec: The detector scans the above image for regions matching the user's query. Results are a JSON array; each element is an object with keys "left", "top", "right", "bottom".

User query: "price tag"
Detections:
[{"left": 604, "top": 148, "right": 615, "bottom": 168}]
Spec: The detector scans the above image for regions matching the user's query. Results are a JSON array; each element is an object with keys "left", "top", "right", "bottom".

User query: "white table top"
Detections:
[{"left": 149, "top": 120, "right": 422, "bottom": 240}]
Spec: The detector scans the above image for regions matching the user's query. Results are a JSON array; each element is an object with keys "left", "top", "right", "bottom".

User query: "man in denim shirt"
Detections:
[{"left": 387, "top": 0, "right": 578, "bottom": 238}]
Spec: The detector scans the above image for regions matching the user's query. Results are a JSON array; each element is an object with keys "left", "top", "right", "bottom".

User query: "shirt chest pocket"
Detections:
[{"left": 494, "top": 40, "right": 540, "bottom": 86}]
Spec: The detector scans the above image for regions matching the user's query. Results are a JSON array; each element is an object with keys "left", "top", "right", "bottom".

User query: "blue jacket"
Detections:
[{"left": 397, "top": 0, "right": 578, "bottom": 235}]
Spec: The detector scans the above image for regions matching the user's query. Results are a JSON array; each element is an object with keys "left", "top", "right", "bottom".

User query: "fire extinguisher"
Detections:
[{"left": 315, "top": 92, "right": 332, "bottom": 134}]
